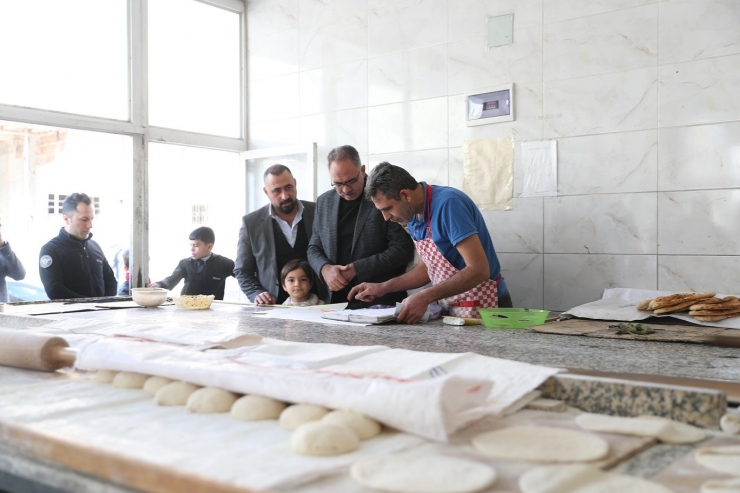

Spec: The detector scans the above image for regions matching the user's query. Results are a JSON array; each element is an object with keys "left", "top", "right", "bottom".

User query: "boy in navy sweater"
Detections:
[{"left": 149, "top": 227, "right": 234, "bottom": 300}]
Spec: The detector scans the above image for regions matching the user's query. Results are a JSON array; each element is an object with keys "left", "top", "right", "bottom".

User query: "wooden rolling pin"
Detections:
[{"left": 0, "top": 329, "right": 76, "bottom": 371}]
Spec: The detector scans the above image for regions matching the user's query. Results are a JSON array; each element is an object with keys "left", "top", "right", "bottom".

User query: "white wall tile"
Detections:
[
  {"left": 499, "top": 253, "right": 544, "bottom": 309},
  {"left": 659, "top": 54, "right": 740, "bottom": 127},
  {"left": 248, "top": 118, "right": 300, "bottom": 149},
  {"left": 545, "top": 194, "right": 657, "bottom": 254},
  {"left": 659, "top": 190, "right": 740, "bottom": 255},
  {"left": 448, "top": 146, "right": 464, "bottom": 189},
  {"left": 544, "top": 0, "right": 657, "bottom": 24},
  {"left": 299, "top": 12, "right": 368, "bottom": 70},
  {"left": 659, "top": 122, "right": 740, "bottom": 191},
  {"left": 557, "top": 130, "right": 658, "bottom": 195},
  {"left": 248, "top": 29, "right": 299, "bottom": 81},
  {"left": 544, "top": 67, "right": 657, "bottom": 138},
  {"left": 368, "top": 97, "right": 448, "bottom": 154},
  {"left": 543, "top": 5, "right": 658, "bottom": 81},
  {"left": 368, "top": 0, "right": 448, "bottom": 57},
  {"left": 368, "top": 0, "right": 399, "bottom": 7},
  {"left": 483, "top": 197, "right": 544, "bottom": 254},
  {"left": 659, "top": 256, "right": 740, "bottom": 294},
  {"left": 298, "top": 0, "right": 367, "bottom": 26},
  {"left": 248, "top": 0, "right": 299, "bottom": 38},
  {"left": 449, "top": 0, "right": 542, "bottom": 43},
  {"left": 544, "top": 254, "right": 657, "bottom": 311},
  {"left": 368, "top": 45, "right": 448, "bottom": 106},
  {"left": 368, "top": 149, "right": 449, "bottom": 185},
  {"left": 660, "top": 0, "right": 740, "bottom": 64},
  {"left": 449, "top": 26, "right": 542, "bottom": 95},
  {"left": 249, "top": 73, "right": 300, "bottom": 123},
  {"left": 300, "top": 60, "right": 368, "bottom": 115},
  {"left": 449, "top": 83, "right": 544, "bottom": 147},
  {"left": 300, "top": 107, "right": 368, "bottom": 159}
]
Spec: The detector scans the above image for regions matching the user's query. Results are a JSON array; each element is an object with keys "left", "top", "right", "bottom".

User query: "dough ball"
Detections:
[
  {"left": 472, "top": 426, "right": 609, "bottom": 463},
  {"left": 322, "top": 409, "right": 381, "bottom": 440},
  {"left": 154, "top": 381, "right": 200, "bottom": 406},
  {"left": 186, "top": 387, "right": 239, "bottom": 413},
  {"left": 720, "top": 413, "right": 740, "bottom": 435},
  {"left": 112, "top": 371, "right": 149, "bottom": 389},
  {"left": 575, "top": 413, "right": 706, "bottom": 444},
  {"left": 701, "top": 477, "right": 740, "bottom": 493},
  {"left": 230, "top": 395, "right": 286, "bottom": 421},
  {"left": 143, "top": 376, "right": 173, "bottom": 395},
  {"left": 93, "top": 370, "right": 118, "bottom": 384},
  {"left": 695, "top": 445, "right": 740, "bottom": 476},
  {"left": 351, "top": 453, "right": 496, "bottom": 493},
  {"left": 290, "top": 421, "right": 359, "bottom": 456},
  {"left": 279, "top": 403, "right": 329, "bottom": 430},
  {"left": 519, "top": 464, "right": 673, "bottom": 493}
]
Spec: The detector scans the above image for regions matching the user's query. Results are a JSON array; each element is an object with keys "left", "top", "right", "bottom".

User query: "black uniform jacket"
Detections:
[
  {"left": 155, "top": 253, "right": 235, "bottom": 300},
  {"left": 39, "top": 228, "right": 117, "bottom": 300}
]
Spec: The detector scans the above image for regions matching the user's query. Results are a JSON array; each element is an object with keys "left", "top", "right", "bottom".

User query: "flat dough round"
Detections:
[
  {"left": 93, "top": 370, "right": 118, "bottom": 384},
  {"left": 575, "top": 413, "right": 706, "bottom": 444},
  {"left": 143, "top": 376, "right": 173, "bottom": 395},
  {"left": 721, "top": 413, "right": 740, "bottom": 435},
  {"left": 230, "top": 395, "right": 286, "bottom": 421},
  {"left": 519, "top": 464, "right": 673, "bottom": 493},
  {"left": 279, "top": 403, "right": 329, "bottom": 430},
  {"left": 186, "top": 387, "right": 239, "bottom": 413},
  {"left": 695, "top": 446, "right": 740, "bottom": 476},
  {"left": 112, "top": 371, "right": 149, "bottom": 389},
  {"left": 701, "top": 477, "right": 740, "bottom": 493},
  {"left": 322, "top": 409, "right": 381, "bottom": 440},
  {"left": 472, "top": 426, "right": 609, "bottom": 463},
  {"left": 350, "top": 453, "right": 496, "bottom": 493},
  {"left": 291, "top": 421, "right": 359, "bottom": 456},
  {"left": 154, "top": 381, "right": 201, "bottom": 406}
]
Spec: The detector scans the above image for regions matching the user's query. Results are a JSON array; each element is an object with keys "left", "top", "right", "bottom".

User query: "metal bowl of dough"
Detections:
[{"left": 131, "top": 287, "right": 168, "bottom": 308}]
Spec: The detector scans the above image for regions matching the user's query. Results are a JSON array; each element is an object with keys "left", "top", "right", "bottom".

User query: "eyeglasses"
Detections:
[{"left": 330, "top": 170, "right": 362, "bottom": 189}]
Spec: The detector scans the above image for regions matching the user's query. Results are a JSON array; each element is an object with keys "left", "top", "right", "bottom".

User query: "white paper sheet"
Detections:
[
  {"left": 521, "top": 140, "right": 557, "bottom": 197},
  {"left": 260, "top": 307, "right": 372, "bottom": 326}
]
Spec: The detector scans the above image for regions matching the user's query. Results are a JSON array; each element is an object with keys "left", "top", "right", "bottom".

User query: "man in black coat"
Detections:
[
  {"left": 308, "top": 145, "right": 415, "bottom": 307},
  {"left": 39, "top": 193, "right": 117, "bottom": 300},
  {"left": 0, "top": 220, "right": 27, "bottom": 302}
]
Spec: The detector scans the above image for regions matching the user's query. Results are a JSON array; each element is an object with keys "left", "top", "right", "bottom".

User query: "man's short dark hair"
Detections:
[
  {"left": 61, "top": 193, "right": 92, "bottom": 216},
  {"left": 327, "top": 145, "right": 361, "bottom": 169},
  {"left": 190, "top": 226, "right": 215, "bottom": 245},
  {"left": 263, "top": 164, "right": 293, "bottom": 180},
  {"left": 366, "top": 162, "right": 419, "bottom": 201},
  {"left": 280, "top": 259, "right": 314, "bottom": 287}
]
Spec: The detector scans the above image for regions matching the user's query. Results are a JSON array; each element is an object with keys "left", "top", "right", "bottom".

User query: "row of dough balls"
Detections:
[{"left": 94, "top": 370, "right": 381, "bottom": 456}]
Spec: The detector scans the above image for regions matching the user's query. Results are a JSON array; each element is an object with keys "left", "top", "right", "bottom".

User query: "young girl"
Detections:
[{"left": 280, "top": 259, "right": 323, "bottom": 307}]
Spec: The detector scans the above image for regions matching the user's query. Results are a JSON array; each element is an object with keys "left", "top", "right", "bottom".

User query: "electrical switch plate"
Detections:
[{"left": 487, "top": 14, "right": 513, "bottom": 48}]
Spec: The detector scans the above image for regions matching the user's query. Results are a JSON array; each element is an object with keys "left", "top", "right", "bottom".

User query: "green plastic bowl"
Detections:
[{"left": 477, "top": 308, "right": 550, "bottom": 329}]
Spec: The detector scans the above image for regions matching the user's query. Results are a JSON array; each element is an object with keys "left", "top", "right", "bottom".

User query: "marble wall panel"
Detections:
[
  {"left": 545, "top": 194, "right": 657, "bottom": 254},
  {"left": 247, "top": 0, "right": 299, "bottom": 38},
  {"left": 248, "top": 29, "right": 299, "bottom": 81},
  {"left": 544, "top": 67, "right": 657, "bottom": 138},
  {"left": 658, "top": 256, "right": 740, "bottom": 294},
  {"left": 544, "top": 0, "right": 657, "bottom": 24},
  {"left": 557, "top": 130, "right": 658, "bottom": 195},
  {"left": 658, "top": 122, "right": 740, "bottom": 192},
  {"left": 368, "top": 45, "right": 448, "bottom": 106},
  {"left": 449, "top": 0, "right": 542, "bottom": 42},
  {"left": 368, "top": 97, "right": 448, "bottom": 154},
  {"left": 448, "top": 146, "right": 463, "bottom": 190},
  {"left": 544, "top": 5, "right": 658, "bottom": 81},
  {"left": 299, "top": 107, "right": 368, "bottom": 162},
  {"left": 298, "top": 0, "right": 367, "bottom": 26},
  {"left": 368, "top": 148, "right": 449, "bottom": 185},
  {"left": 499, "top": 253, "right": 544, "bottom": 309},
  {"left": 659, "top": 0, "right": 740, "bottom": 64},
  {"left": 248, "top": 73, "right": 300, "bottom": 123},
  {"left": 483, "top": 197, "right": 544, "bottom": 254},
  {"left": 544, "top": 254, "right": 657, "bottom": 311},
  {"left": 368, "top": 0, "right": 447, "bottom": 57},
  {"left": 299, "top": 12, "right": 368, "bottom": 70},
  {"left": 658, "top": 190, "right": 740, "bottom": 255},
  {"left": 659, "top": 54, "right": 740, "bottom": 127},
  {"left": 448, "top": 26, "right": 542, "bottom": 95},
  {"left": 299, "top": 60, "right": 368, "bottom": 115},
  {"left": 248, "top": 118, "right": 300, "bottom": 149}
]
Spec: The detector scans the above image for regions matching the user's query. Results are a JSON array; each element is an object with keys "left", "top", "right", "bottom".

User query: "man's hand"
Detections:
[
  {"left": 147, "top": 282, "right": 161, "bottom": 288},
  {"left": 349, "top": 282, "right": 386, "bottom": 302},
  {"left": 322, "top": 264, "right": 349, "bottom": 292},
  {"left": 255, "top": 292, "right": 276, "bottom": 305},
  {"left": 396, "top": 292, "right": 431, "bottom": 324},
  {"left": 339, "top": 263, "right": 356, "bottom": 282}
]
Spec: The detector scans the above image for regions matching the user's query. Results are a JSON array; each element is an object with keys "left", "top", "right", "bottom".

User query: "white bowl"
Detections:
[{"left": 131, "top": 287, "right": 168, "bottom": 307}]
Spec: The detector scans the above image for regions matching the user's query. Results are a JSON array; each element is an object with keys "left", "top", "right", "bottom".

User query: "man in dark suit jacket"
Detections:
[
  {"left": 308, "top": 145, "right": 415, "bottom": 307},
  {"left": 235, "top": 165, "right": 318, "bottom": 304}
]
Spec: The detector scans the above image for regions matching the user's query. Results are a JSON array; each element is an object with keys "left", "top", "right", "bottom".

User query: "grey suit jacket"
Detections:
[
  {"left": 234, "top": 200, "right": 316, "bottom": 302},
  {"left": 308, "top": 189, "right": 415, "bottom": 303}
]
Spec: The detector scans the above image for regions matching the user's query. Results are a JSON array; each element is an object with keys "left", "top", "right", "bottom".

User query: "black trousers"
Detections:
[{"left": 498, "top": 289, "right": 514, "bottom": 308}]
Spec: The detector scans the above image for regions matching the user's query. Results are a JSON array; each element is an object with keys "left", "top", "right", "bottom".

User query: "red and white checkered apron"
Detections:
[{"left": 413, "top": 185, "right": 500, "bottom": 318}]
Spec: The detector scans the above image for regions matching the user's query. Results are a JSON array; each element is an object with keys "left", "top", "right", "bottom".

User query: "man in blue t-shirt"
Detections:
[{"left": 349, "top": 162, "right": 512, "bottom": 324}]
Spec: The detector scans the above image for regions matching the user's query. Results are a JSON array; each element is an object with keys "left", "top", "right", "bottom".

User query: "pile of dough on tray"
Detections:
[{"left": 637, "top": 292, "right": 740, "bottom": 322}]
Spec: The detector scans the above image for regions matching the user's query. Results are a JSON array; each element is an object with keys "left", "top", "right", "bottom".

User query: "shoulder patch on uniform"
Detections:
[{"left": 40, "top": 255, "right": 53, "bottom": 268}]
